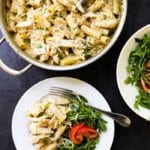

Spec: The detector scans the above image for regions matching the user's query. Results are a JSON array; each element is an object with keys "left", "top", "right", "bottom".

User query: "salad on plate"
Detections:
[{"left": 125, "top": 34, "right": 150, "bottom": 109}]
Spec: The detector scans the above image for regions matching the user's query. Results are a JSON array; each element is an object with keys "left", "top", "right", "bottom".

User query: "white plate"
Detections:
[
  {"left": 12, "top": 77, "right": 114, "bottom": 150},
  {"left": 117, "top": 24, "right": 150, "bottom": 121}
]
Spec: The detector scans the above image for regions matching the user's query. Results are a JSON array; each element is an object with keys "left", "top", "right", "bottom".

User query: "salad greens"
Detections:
[
  {"left": 57, "top": 96, "right": 107, "bottom": 150},
  {"left": 125, "top": 34, "right": 150, "bottom": 109}
]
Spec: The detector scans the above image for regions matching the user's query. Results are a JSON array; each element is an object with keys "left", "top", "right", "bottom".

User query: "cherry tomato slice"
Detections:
[
  {"left": 77, "top": 125, "right": 98, "bottom": 139},
  {"left": 69, "top": 123, "right": 99, "bottom": 144},
  {"left": 140, "top": 78, "right": 150, "bottom": 93},
  {"left": 145, "top": 60, "right": 150, "bottom": 69}
]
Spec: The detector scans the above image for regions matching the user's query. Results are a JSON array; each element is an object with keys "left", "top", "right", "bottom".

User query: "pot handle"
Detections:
[{"left": 0, "top": 36, "right": 32, "bottom": 76}]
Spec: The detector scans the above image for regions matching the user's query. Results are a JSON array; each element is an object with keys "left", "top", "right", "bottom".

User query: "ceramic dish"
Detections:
[
  {"left": 12, "top": 77, "right": 114, "bottom": 150},
  {"left": 117, "top": 24, "right": 150, "bottom": 121},
  {"left": 0, "top": 0, "right": 127, "bottom": 76}
]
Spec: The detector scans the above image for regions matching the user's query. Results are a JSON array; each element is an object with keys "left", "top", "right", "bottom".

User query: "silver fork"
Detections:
[{"left": 49, "top": 87, "right": 131, "bottom": 127}]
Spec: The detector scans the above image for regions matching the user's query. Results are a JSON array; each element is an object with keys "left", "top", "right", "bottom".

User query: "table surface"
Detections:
[{"left": 0, "top": 0, "right": 150, "bottom": 150}]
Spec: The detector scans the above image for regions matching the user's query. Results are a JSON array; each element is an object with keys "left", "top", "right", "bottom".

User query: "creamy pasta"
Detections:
[
  {"left": 6, "top": 0, "right": 122, "bottom": 65},
  {"left": 27, "top": 96, "right": 72, "bottom": 150}
]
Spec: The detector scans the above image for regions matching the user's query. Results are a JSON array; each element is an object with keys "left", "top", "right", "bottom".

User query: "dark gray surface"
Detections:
[{"left": 0, "top": 0, "right": 150, "bottom": 150}]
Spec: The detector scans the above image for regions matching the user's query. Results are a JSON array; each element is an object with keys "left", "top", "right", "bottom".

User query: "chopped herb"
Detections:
[
  {"left": 37, "top": 44, "right": 42, "bottom": 48},
  {"left": 38, "top": 27, "right": 45, "bottom": 30}
]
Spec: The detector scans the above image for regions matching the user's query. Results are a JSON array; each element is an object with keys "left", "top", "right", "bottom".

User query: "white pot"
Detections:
[{"left": 0, "top": 0, "right": 127, "bottom": 76}]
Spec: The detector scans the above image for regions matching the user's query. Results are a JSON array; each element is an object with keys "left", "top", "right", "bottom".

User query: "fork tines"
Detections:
[{"left": 49, "top": 87, "right": 76, "bottom": 99}]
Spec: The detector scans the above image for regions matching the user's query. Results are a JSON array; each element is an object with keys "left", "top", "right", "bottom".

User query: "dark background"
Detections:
[{"left": 0, "top": 0, "right": 150, "bottom": 149}]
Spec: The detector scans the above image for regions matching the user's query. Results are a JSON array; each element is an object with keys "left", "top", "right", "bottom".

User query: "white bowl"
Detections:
[{"left": 117, "top": 24, "right": 150, "bottom": 120}]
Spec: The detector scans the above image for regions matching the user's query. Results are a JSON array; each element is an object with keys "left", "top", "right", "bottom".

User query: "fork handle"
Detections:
[{"left": 89, "top": 105, "right": 131, "bottom": 127}]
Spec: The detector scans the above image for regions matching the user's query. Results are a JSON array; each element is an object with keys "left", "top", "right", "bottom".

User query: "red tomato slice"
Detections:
[
  {"left": 69, "top": 123, "right": 99, "bottom": 144},
  {"left": 140, "top": 78, "right": 150, "bottom": 93},
  {"left": 75, "top": 134, "right": 84, "bottom": 143},
  {"left": 145, "top": 60, "right": 150, "bottom": 69},
  {"left": 77, "top": 125, "right": 99, "bottom": 139},
  {"left": 69, "top": 123, "right": 84, "bottom": 144}
]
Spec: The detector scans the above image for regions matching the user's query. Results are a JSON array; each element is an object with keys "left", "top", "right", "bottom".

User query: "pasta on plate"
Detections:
[
  {"left": 27, "top": 96, "right": 72, "bottom": 150},
  {"left": 6, "top": 0, "right": 122, "bottom": 65}
]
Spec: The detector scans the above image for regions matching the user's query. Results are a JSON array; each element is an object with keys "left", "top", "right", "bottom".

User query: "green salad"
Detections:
[
  {"left": 125, "top": 34, "right": 150, "bottom": 109},
  {"left": 58, "top": 96, "right": 107, "bottom": 150}
]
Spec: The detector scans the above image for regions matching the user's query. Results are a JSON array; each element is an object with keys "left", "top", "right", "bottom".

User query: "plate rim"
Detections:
[{"left": 11, "top": 76, "right": 115, "bottom": 150}]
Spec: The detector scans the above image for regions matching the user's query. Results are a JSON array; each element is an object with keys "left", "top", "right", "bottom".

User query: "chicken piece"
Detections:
[
  {"left": 46, "top": 102, "right": 57, "bottom": 117},
  {"left": 10, "top": 0, "right": 26, "bottom": 13},
  {"left": 17, "top": 20, "right": 33, "bottom": 28},
  {"left": 27, "top": 101, "right": 49, "bottom": 117},
  {"left": 55, "top": 109, "right": 66, "bottom": 123},
  {"left": 56, "top": 40, "right": 76, "bottom": 48},
  {"left": 47, "top": 96, "right": 70, "bottom": 105},
  {"left": 46, "top": 37, "right": 85, "bottom": 49},
  {"left": 29, "top": 123, "right": 53, "bottom": 135},
  {"left": 30, "top": 134, "right": 49, "bottom": 144},
  {"left": 57, "top": 105, "right": 71, "bottom": 114},
  {"left": 16, "top": 9, "right": 34, "bottom": 29},
  {"left": 30, "top": 29, "right": 49, "bottom": 41},
  {"left": 27, "top": 116, "right": 47, "bottom": 122},
  {"left": 52, "top": 17, "right": 70, "bottom": 38},
  {"left": 31, "top": 41, "right": 49, "bottom": 56},
  {"left": 56, "top": 39, "right": 85, "bottom": 49}
]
